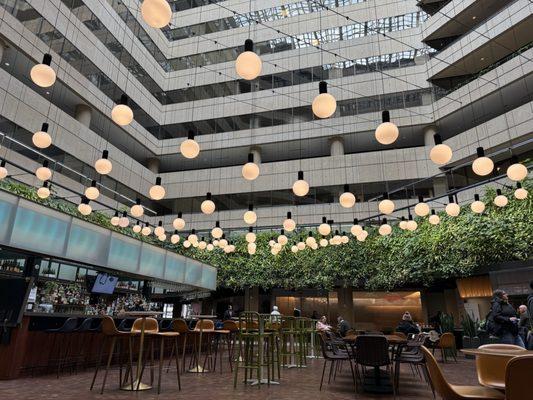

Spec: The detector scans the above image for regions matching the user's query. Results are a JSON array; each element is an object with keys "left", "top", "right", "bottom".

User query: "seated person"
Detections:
[
  {"left": 316, "top": 315, "right": 332, "bottom": 332},
  {"left": 337, "top": 316, "right": 350, "bottom": 337},
  {"left": 396, "top": 311, "right": 420, "bottom": 336}
]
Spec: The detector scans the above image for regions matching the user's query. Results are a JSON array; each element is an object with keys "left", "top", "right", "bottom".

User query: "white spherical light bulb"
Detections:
[
  {"left": 514, "top": 183, "right": 528, "bottom": 200},
  {"left": 291, "top": 245, "right": 298, "bottom": 253},
  {"left": 159, "top": 234, "right": 167, "bottom": 242},
  {"left": 429, "top": 134, "right": 452, "bottom": 165},
  {"left": 207, "top": 243, "right": 214, "bottom": 251},
  {"left": 35, "top": 160, "right": 52, "bottom": 181},
  {"left": 245, "top": 230, "right": 256, "bottom": 243},
  {"left": 375, "top": 111, "right": 399, "bottom": 145},
  {"left": 399, "top": 219, "right": 408, "bottom": 230},
  {"left": 183, "top": 240, "right": 191, "bottom": 248},
  {"left": 278, "top": 232, "right": 288, "bottom": 246},
  {"left": 110, "top": 211, "right": 120, "bottom": 226},
  {"left": 406, "top": 218, "right": 417, "bottom": 232},
  {"left": 243, "top": 205, "right": 257, "bottom": 224},
  {"left": 318, "top": 217, "right": 331, "bottom": 236},
  {"left": 149, "top": 177, "right": 165, "bottom": 200},
  {"left": 133, "top": 223, "right": 142, "bottom": 233},
  {"left": 273, "top": 242, "right": 282, "bottom": 251},
  {"left": 507, "top": 158, "right": 528, "bottom": 182},
  {"left": 248, "top": 242, "right": 257, "bottom": 254},
  {"left": 154, "top": 222, "right": 165, "bottom": 237},
  {"left": 141, "top": 0, "right": 172, "bottom": 28},
  {"left": 312, "top": 81, "right": 336, "bottom": 119},
  {"left": 78, "top": 197, "right": 92, "bottom": 216},
  {"left": 470, "top": 194, "right": 485, "bottom": 214},
  {"left": 219, "top": 238, "right": 228, "bottom": 248},
  {"left": 130, "top": 198, "right": 144, "bottom": 218},
  {"left": 297, "top": 242, "right": 306, "bottom": 251},
  {"left": 201, "top": 193, "right": 215, "bottom": 214},
  {"left": 32, "top": 123, "right": 52, "bottom": 149},
  {"left": 445, "top": 196, "right": 460, "bottom": 217},
  {"left": 305, "top": 235, "right": 316, "bottom": 247},
  {"left": 213, "top": 239, "right": 219, "bottom": 247},
  {"left": 198, "top": 240, "right": 207, "bottom": 250},
  {"left": 350, "top": 221, "right": 362, "bottom": 236},
  {"left": 242, "top": 153, "right": 260, "bottom": 181},
  {"left": 171, "top": 232, "right": 180, "bottom": 244},
  {"left": 269, "top": 240, "right": 275, "bottom": 247},
  {"left": 320, "top": 238, "right": 328, "bottom": 247},
  {"left": 180, "top": 131, "right": 200, "bottom": 159},
  {"left": 339, "top": 185, "right": 355, "bottom": 208},
  {"left": 30, "top": 54, "right": 56, "bottom": 87},
  {"left": 271, "top": 247, "right": 279, "bottom": 256},
  {"left": 378, "top": 195, "right": 395, "bottom": 215},
  {"left": 224, "top": 245, "right": 232, "bottom": 254},
  {"left": 493, "top": 190, "right": 508, "bottom": 207},
  {"left": 292, "top": 171, "right": 309, "bottom": 197},
  {"left": 118, "top": 212, "right": 130, "bottom": 228},
  {"left": 111, "top": 94, "right": 133, "bottom": 126},
  {"left": 95, "top": 150, "right": 112, "bottom": 175},
  {"left": 283, "top": 212, "right": 296, "bottom": 232},
  {"left": 472, "top": 147, "right": 494, "bottom": 176},
  {"left": 379, "top": 220, "right": 392, "bottom": 236},
  {"left": 37, "top": 182, "right": 50, "bottom": 199},
  {"left": 414, "top": 196, "right": 430, "bottom": 217},
  {"left": 211, "top": 222, "right": 223, "bottom": 239},
  {"left": 356, "top": 230, "right": 368, "bottom": 242},
  {"left": 85, "top": 180, "right": 100, "bottom": 201},
  {"left": 235, "top": 39, "right": 262, "bottom": 80},
  {"left": 141, "top": 225, "right": 152, "bottom": 236},
  {"left": 429, "top": 212, "right": 440, "bottom": 225},
  {"left": 173, "top": 213, "right": 186, "bottom": 230},
  {"left": 0, "top": 161, "right": 7, "bottom": 180}
]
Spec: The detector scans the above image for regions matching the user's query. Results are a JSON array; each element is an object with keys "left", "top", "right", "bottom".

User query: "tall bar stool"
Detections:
[
  {"left": 167, "top": 319, "right": 192, "bottom": 373},
  {"left": 73, "top": 317, "right": 94, "bottom": 371},
  {"left": 221, "top": 320, "right": 239, "bottom": 371},
  {"left": 280, "top": 316, "right": 302, "bottom": 368},
  {"left": 46, "top": 317, "right": 78, "bottom": 378},
  {"left": 90, "top": 316, "right": 135, "bottom": 394},
  {"left": 190, "top": 319, "right": 216, "bottom": 372}
]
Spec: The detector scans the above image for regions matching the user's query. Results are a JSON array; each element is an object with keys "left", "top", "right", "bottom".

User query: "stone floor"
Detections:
[{"left": 0, "top": 354, "right": 478, "bottom": 400}]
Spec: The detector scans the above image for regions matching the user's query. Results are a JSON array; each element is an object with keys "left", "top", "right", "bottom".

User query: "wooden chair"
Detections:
[
  {"left": 437, "top": 332, "right": 457, "bottom": 362},
  {"left": 393, "top": 331, "right": 408, "bottom": 339},
  {"left": 474, "top": 344, "right": 524, "bottom": 390},
  {"left": 167, "top": 319, "right": 191, "bottom": 373},
  {"left": 505, "top": 354, "right": 533, "bottom": 400},
  {"left": 421, "top": 346, "right": 504, "bottom": 400}
]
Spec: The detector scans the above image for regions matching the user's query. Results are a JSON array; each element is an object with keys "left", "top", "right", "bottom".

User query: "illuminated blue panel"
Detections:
[
  {"left": 0, "top": 191, "right": 17, "bottom": 242},
  {"left": 164, "top": 253, "right": 187, "bottom": 282},
  {"left": 139, "top": 245, "right": 166, "bottom": 279},
  {"left": 66, "top": 221, "right": 109, "bottom": 267},
  {"left": 184, "top": 258, "right": 204, "bottom": 287},
  {"left": 201, "top": 266, "right": 217, "bottom": 290},
  {"left": 107, "top": 234, "right": 140, "bottom": 273},
  {"left": 10, "top": 200, "right": 68, "bottom": 256}
]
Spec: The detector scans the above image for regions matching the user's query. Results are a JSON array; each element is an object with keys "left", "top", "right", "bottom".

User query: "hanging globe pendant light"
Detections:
[
  {"left": 235, "top": 39, "right": 262, "bottom": 80},
  {"left": 445, "top": 195, "right": 460, "bottom": 217},
  {"left": 379, "top": 219, "right": 392, "bottom": 236},
  {"left": 493, "top": 189, "right": 508, "bottom": 207},
  {"left": 0, "top": 160, "right": 7, "bottom": 180},
  {"left": 470, "top": 194, "right": 485, "bottom": 214},
  {"left": 30, "top": 53, "right": 56, "bottom": 88},
  {"left": 245, "top": 227, "right": 256, "bottom": 243},
  {"left": 375, "top": 110, "right": 399, "bottom": 145},
  {"left": 242, "top": 153, "right": 260, "bottom": 181},
  {"left": 414, "top": 195, "right": 430, "bottom": 217},
  {"left": 111, "top": 94, "right": 134, "bottom": 126},
  {"left": 141, "top": 223, "right": 152, "bottom": 236},
  {"left": 95, "top": 150, "right": 112, "bottom": 175},
  {"left": 149, "top": 176, "right": 165, "bottom": 200},
  {"left": 319, "top": 236, "right": 328, "bottom": 247},
  {"left": 201, "top": 192, "right": 215, "bottom": 214},
  {"left": 350, "top": 219, "right": 363, "bottom": 236},
  {"left": 305, "top": 231, "right": 316, "bottom": 247},
  {"left": 110, "top": 211, "right": 120, "bottom": 226},
  {"left": 507, "top": 156, "right": 528, "bottom": 182},
  {"left": 292, "top": 170, "right": 309, "bottom": 197},
  {"left": 339, "top": 184, "right": 356, "bottom": 208},
  {"left": 77, "top": 196, "right": 92, "bottom": 216},
  {"left": 130, "top": 198, "right": 144, "bottom": 218},
  {"left": 173, "top": 212, "right": 185, "bottom": 230},
  {"left": 170, "top": 230, "right": 180, "bottom": 244},
  {"left": 141, "top": 0, "right": 172, "bottom": 28},
  {"left": 154, "top": 221, "right": 165, "bottom": 237},
  {"left": 248, "top": 242, "right": 257, "bottom": 255},
  {"left": 32, "top": 123, "right": 52, "bottom": 149},
  {"left": 211, "top": 221, "right": 223, "bottom": 239},
  {"left": 133, "top": 221, "right": 142, "bottom": 233},
  {"left": 283, "top": 211, "right": 296, "bottom": 232},
  {"left": 406, "top": 214, "right": 418, "bottom": 231},
  {"left": 277, "top": 229, "right": 288, "bottom": 246},
  {"left": 84, "top": 180, "right": 100, "bottom": 200},
  {"left": 429, "top": 134, "right": 452, "bottom": 165},
  {"left": 37, "top": 181, "right": 51, "bottom": 199},
  {"left": 428, "top": 209, "right": 440, "bottom": 225},
  {"left": 399, "top": 216, "right": 407, "bottom": 230},
  {"left": 472, "top": 147, "right": 494, "bottom": 176},
  {"left": 180, "top": 130, "right": 200, "bottom": 159},
  {"left": 312, "top": 81, "right": 336, "bottom": 119},
  {"left": 35, "top": 160, "right": 52, "bottom": 181},
  {"left": 118, "top": 211, "right": 130, "bottom": 228},
  {"left": 378, "top": 192, "right": 395, "bottom": 215},
  {"left": 243, "top": 204, "right": 257, "bottom": 224},
  {"left": 357, "top": 228, "right": 368, "bottom": 242},
  {"left": 514, "top": 182, "right": 528, "bottom": 200},
  {"left": 318, "top": 216, "right": 331, "bottom": 236}
]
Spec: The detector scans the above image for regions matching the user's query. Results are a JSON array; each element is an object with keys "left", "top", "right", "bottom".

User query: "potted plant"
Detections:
[{"left": 461, "top": 314, "right": 480, "bottom": 357}]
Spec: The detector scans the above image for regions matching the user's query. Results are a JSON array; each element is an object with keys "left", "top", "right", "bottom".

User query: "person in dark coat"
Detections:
[
  {"left": 396, "top": 311, "right": 420, "bottom": 336},
  {"left": 223, "top": 304, "right": 234, "bottom": 320},
  {"left": 337, "top": 316, "right": 350, "bottom": 337},
  {"left": 490, "top": 289, "right": 524, "bottom": 348}
]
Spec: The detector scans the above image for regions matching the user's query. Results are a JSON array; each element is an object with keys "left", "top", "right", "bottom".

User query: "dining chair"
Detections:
[
  {"left": 474, "top": 344, "right": 524, "bottom": 389},
  {"left": 437, "top": 332, "right": 457, "bottom": 362},
  {"left": 355, "top": 334, "right": 396, "bottom": 397},
  {"left": 505, "top": 354, "right": 533, "bottom": 400},
  {"left": 317, "top": 332, "right": 357, "bottom": 391},
  {"left": 420, "top": 346, "right": 504, "bottom": 400}
]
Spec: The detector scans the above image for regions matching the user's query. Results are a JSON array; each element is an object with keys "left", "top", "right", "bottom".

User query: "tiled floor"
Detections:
[{"left": 0, "top": 355, "right": 478, "bottom": 399}]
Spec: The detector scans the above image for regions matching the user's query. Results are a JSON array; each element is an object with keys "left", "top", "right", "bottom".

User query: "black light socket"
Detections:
[
  {"left": 496, "top": 189, "right": 502, "bottom": 196},
  {"left": 318, "top": 81, "right": 327, "bottom": 94},
  {"left": 353, "top": 218, "right": 358, "bottom": 224},
  {"left": 418, "top": 195, "right": 424, "bottom": 203},
  {"left": 249, "top": 227, "right": 253, "bottom": 233},
  {"left": 433, "top": 134, "right": 443, "bottom": 145},
  {"left": 474, "top": 194, "right": 480, "bottom": 201},
  {"left": 158, "top": 221, "right": 163, "bottom": 227},
  {"left": 41, "top": 122, "right": 49, "bottom": 132},
  {"left": 322, "top": 216, "right": 327, "bottom": 223},
  {"left": 382, "top": 110, "right": 390, "bottom": 123},
  {"left": 476, "top": 147, "right": 485, "bottom": 157},
  {"left": 122, "top": 211, "right": 127, "bottom": 217},
  {"left": 247, "top": 153, "right": 254, "bottom": 163},
  {"left": 287, "top": 211, "right": 292, "bottom": 219},
  {"left": 215, "top": 220, "right": 220, "bottom": 227},
  {"left": 517, "top": 182, "right": 522, "bottom": 189},
  {"left": 187, "top": 130, "right": 195, "bottom": 140},
  {"left": 297, "top": 170, "right": 304, "bottom": 180},
  {"left": 102, "top": 150, "right": 109, "bottom": 159},
  {"left": 248, "top": 204, "right": 253, "bottom": 211},
  {"left": 42, "top": 53, "right": 52, "bottom": 66},
  {"left": 42, "top": 160, "right": 49, "bottom": 168},
  {"left": 343, "top": 184, "right": 349, "bottom": 192},
  {"left": 382, "top": 218, "right": 388, "bottom": 225},
  {"left": 91, "top": 180, "right": 97, "bottom": 188},
  {"left": 119, "top": 94, "right": 128, "bottom": 105},
  {"left": 244, "top": 39, "right": 254, "bottom": 52},
  {"left": 178, "top": 211, "right": 182, "bottom": 218},
  {"left": 206, "top": 192, "right": 212, "bottom": 200},
  {"left": 135, "top": 198, "right": 141, "bottom": 205},
  {"left": 448, "top": 195, "right": 454, "bottom": 203},
  {"left": 155, "top": 176, "right": 162, "bottom": 186}
]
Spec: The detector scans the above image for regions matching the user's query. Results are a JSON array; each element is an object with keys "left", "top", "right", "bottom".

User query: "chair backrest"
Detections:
[
  {"left": 439, "top": 332, "right": 455, "bottom": 348},
  {"left": 318, "top": 332, "right": 343, "bottom": 360},
  {"left": 131, "top": 317, "right": 159, "bottom": 333},
  {"left": 238, "top": 312, "right": 260, "bottom": 333},
  {"left": 421, "top": 346, "right": 460, "bottom": 400},
  {"left": 58, "top": 317, "right": 79, "bottom": 332},
  {"left": 101, "top": 316, "right": 119, "bottom": 336},
  {"left": 505, "top": 355, "right": 533, "bottom": 400},
  {"left": 159, "top": 319, "right": 172, "bottom": 331},
  {"left": 222, "top": 320, "right": 239, "bottom": 332},
  {"left": 194, "top": 319, "right": 215, "bottom": 331},
  {"left": 355, "top": 335, "right": 390, "bottom": 367},
  {"left": 171, "top": 319, "right": 190, "bottom": 333},
  {"left": 75, "top": 318, "right": 94, "bottom": 332},
  {"left": 479, "top": 344, "right": 524, "bottom": 351}
]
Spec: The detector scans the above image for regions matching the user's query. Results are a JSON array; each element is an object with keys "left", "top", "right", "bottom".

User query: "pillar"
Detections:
[
  {"left": 329, "top": 136, "right": 344, "bottom": 156},
  {"left": 74, "top": 104, "right": 92, "bottom": 127},
  {"left": 424, "top": 125, "right": 448, "bottom": 197},
  {"left": 244, "top": 287, "right": 259, "bottom": 312},
  {"left": 336, "top": 287, "right": 354, "bottom": 327},
  {"left": 147, "top": 157, "right": 160, "bottom": 174},
  {"left": 0, "top": 39, "right": 5, "bottom": 64}
]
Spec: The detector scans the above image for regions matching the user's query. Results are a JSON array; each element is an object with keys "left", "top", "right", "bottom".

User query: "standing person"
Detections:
[
  {"left": 489, "top": 289, "right": 524, "bottom": 348},
  {"left": 396, "top": 311, "right": 421, "bottom": 336},
  {"left": 518, "top": 305, "right": 531, "bottom": 348},
  {"left": 293, "top": 307, "right": 301, "bottom": 317},
  {"left": 223, "top": 304, "right": 234, "bottom": 320},
  {"left": 337, "top": 316, "right": 350, "bottom": 337},
  {"left": 271, "top": 305, "right": 281, "bottom": 322}
]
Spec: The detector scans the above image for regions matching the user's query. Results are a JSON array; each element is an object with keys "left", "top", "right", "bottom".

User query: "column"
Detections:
[
  {"left": 0, "top": 38, "right": 5, "bottom": 64},
  {"left": 74, "top": 104, "right": 92, "bottom": 127},
  {"left": 329, "top": 136, "right": 344, "bottom": 156},
  {"left": 244, "top": 287, "right": 259, "bottom": 312},
  {"left": 147, "top": 157, "right": 160, "bottom": 174}
]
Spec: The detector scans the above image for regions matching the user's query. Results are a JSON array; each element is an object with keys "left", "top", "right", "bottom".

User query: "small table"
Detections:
[
  {"left": 461, "top": 348, "right": 532, "bottom": 389},
  {"left": 121, "top": 311, "right": 163, "bottom": 391},
  {"left": 343, "top": 334, "right": 407, "bottom": 345}
]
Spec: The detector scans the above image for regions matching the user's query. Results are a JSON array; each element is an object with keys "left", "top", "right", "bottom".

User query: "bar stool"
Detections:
[
  {"left": 221, "top": 320, "right": 239, "bottom": 371},
  {"left": 90, "top": 316, "right": 135, "bottom": 394},
  {"left": 45, "top": 317, "right": 78, "bottom": 378},
  {"left": 167, "top": 319, "right": 192, "bottom": 373},
  {"left": 212, "top": 324, "right": 231, "bottom": 373},
  {"left": 190, "top": 319, "right": 215, "bottom": 372},
  {"left": 73, "top": 317, "right": 94, "bottom": 370}
]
